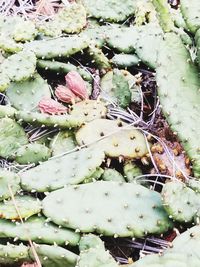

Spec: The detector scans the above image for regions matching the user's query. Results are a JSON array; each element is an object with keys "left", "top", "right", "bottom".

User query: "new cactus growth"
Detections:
[
  {"left": 6, "top": 73, "right": 51, "bottom": 111},
  {"left": 76, "top": 119, "right": 148, "bottom": 158},
  {"left": 0, "top": 215, "right": 80, "bottom": 246},
  {"left": 87, "top": 45, "right": 111, "bottom": 69},
  {"left": 123, "top": 161, "right": 143, "bottom": 183},
  {"left": 20, "top": 146, "right": 105, "bottom": 192},
  {"left": 42, "top": 181, "right": 172, "bottom": 237},
  {"left": 102, "top": 168, "right": 125, "bottom": 182},
  {"left": 0, "top": 195, "right": 41, "bottom": 220}
]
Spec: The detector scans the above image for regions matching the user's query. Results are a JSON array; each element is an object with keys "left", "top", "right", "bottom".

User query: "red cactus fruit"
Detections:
[
  {"left": 55, "top": 85, "right": 76, "bottom": 104},
  {"left": 65, "top": 71, "right": 88, "bottom": 99},
  {"left": 38, "top": 97, "right": 68, "bottom": 115}
]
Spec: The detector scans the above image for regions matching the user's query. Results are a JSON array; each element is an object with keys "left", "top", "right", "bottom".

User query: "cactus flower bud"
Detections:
[
  {"left": 65, "top": 71, "right": 88, "bottom": 99},
  {"left": 55, "top": 85, "right": 76, "bottom": 104},
  {"left": 38, "top": 97, "right": 68, "bottom": 115}
]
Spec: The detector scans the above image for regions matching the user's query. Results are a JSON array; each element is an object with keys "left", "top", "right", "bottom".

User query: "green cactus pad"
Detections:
[
  {"left": 50, "top": 131, "right": 77, "bottom": 157},
  {"left": 161, "top": 181, "right": 200, "bottom": 223},
  {"left": 100, "top": 70, "right": 141, "bottom": 105},
  {"left": 102, "top": 168, "right": 125, "bottom": 182},
  {"left": 42, "top": 181, "right": 172, "bottom": 237},
  {"left": 82, "top": 167, "right": 104, "bottom": 183},
  {"left": 69, "top": 100, "right": 107, "bottom": 122},
  {"left": 1, "top": 50, "right": 36, "bottom": 82},
  {"left": 20, "top": 146, "right": 105, "bottom": 192},
  {"left": 0, "top": 118, "right": 28, "bottom": 159},
  {"left": 79, "top": 234, "right": 104, "bottom": 251},
  {"left": 0, "top": 105, "right": 16, "bottom": 119},
  {"left": 123, "top": 162, "right": 142, "bottom": 183},
  {"left": 0, "top": 243, "right": 30, "bottom": 266},
  {"left": 14, "top": 143, "right": 51, "bottom": 164},
  {"left": 0, "top": 170, "right": 20, "bottom": 201},
  {"left": 76, "top": 119, "right": 148, "bottom": 158},
  {"left": 0, "top": 73, "right": 10, "bottom": 92},
  {"left": 29, "top": 244, "right": 77, "bottom": 267},
  {"left": 15, "top": 111, "right": 84, "bottom": 129},
  {"left": 0, "top": 195, "right": 41, "bottom": 220},
  {"left": 0, "top": 37, "right": 23, "bottom": 53},
  {"left": 24, "top": 36, "right": 88, "bottom": 59},
  {"left": 156, "top": 33, "right": 200, "bottom": 177},
  {"left": 80, "top": 0, "right": 136, "bottom": 22},
  {"left": 111, "top": 54, "right": 140, "bottom": 68},
  {"left": 180, "top": 0, "right": 200, "bottom": 33},
  {"left": 37, "top": 60, "right": 92, "bottom": 82},
  {"left": 0, "top": 216, "right": 80, "bottom": 246},
  {"left": 87, "top": 45, "right": 111, "bottom": 69},
  {"left": 6, "top": 73, "right": 51, "bottom": 111}
]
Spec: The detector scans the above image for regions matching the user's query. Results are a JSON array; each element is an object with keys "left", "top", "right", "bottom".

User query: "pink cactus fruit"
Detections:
[
  {"left": 65, "top": 71, "right": 88, "bottom": 99},
  {"left": 55, "top": 85, "right": 76, "bottom": 104},
  {"left": 38, "top": 97, "right": 68, "bottom": 115}
]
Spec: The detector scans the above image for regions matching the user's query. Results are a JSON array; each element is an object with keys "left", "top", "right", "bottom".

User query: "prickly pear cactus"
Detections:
[
  {"left": 80, "top": 0, "right": 136, "bottom": 22},
  {"left": 76, "top": 119, "right": 148, "bottom": 158},
  {"left": 123, "top": 161, "right": 143, "bottom": 183},
  {"left": 100, "top": 70, "right": 141, "bottom": 105},
  {"left": 1, "top": 51, "right": 36, "bottom": 82},
  {"left": 20, "top": 146, "right": 105, "bottom": 192},
  {"left": 29, "top": 244, "right": 78, "bottom": 267},
  {"left": 0, "top": 242, "right": 30, "bottom": 266},
  {"left": 69, "top": 100, "right": 107, "bottom": 122},
  {"left": 6, "top": 73, "right": 51, "bottom": 111},
  {"left": 0, "top": 170, "right": 20, "bottom": 201},
  {"left": 161, "top": 181, "right": 200, "bottom": 223},
  {"left": 156, "top": 33, "right": 200, "bottom": 178},
  {"left": 87, "top": 45, "right": 111, "bottom": 69},
  {"left": 0, "top": 195, "right": 41, "bottom": 220},
  {"left": 14, "top": 143, "right": 51, "bottom": 164},
  {"left": 0, "top": 118, "right": 28, "bottom": 159},
  {"left": 42, "top": 181, "right": 172, "bottom": 237},
  {"left": 49, "top": 131, "right": 77, "bottom": 157},
  {"left": 0, "top": 215, "right": 80, "bottom": 246},
  {"left": 0, "top": 105, "right": 16, "bottom": 119},
  {"left": 77, "top": 234, "right": 118, "bottom": 267},
  {"left": 24, "top": 36, "right": 88, "bottom": 59},
  {"left": 102, "top": 168, "right": 125, "bottom": 182},
  {"left": 111, "top": 54, "right": 140, "bottom": 68},
  {"left": 180, "top": 0, "right": 200, "bottom": 33}
]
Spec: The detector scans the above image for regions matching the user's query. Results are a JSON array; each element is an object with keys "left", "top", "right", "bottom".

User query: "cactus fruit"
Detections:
[
  {"left": 0, "top": 242, "right": 30, "bottom": 266},
  {"left": 38, "top": 97, "right": 68, "bottom": 115},
  {"left": 0, "top": 195, "right": 41, "bottom": 220},
  {"left": 0, "top": 215, "right": 80, "bottom": 246},
  {"left": 49, "top": 131, "right": 77, "bottom": 156},
  {"left": 102, "top": 168, "right": 125, "bottom": 182},
  {"left": 1, "top": 51, "right": 36, "bottom": 83},
  {"left": 123, "top": 161, "right": 142, "bottom": 183},
  {"left": 80, "top": 0, "right": 136, "bottom": 22},
  {"left": 0, "top": 118, "right": 28, "bottom": 159},
  {"left": 180, "top": 0, "right": 200, "bottom": 33},
  {"left": 24, "top": 36, "right": 88, "bottom": 59},
  {"left": 76, "top": 119, "right": 148, "bottom": 159},
  {"left": 111, "top": 54, "right": 140, "bottom": 68},
  {"left": 6, "top": 74, "right": 51, "bottom": 111},
  {"left": 20, "top": 146, "right": 105, "bottom": 192},
  {"left": 65, "top": 71, "right": 88, "bottom": 100},
  {"left": 14, "top": 143, "right": 51, "bottom": 164},
  {"left": 37, "top": 60, "right": 92, "bottom": 82},
  {"left": 161, "top": 181, "right": 200, "bottom": 223},
  {"left": 15, "top": 111, "right": 84, "bottom": 129},
  {"left": 77, "top": 234, "right": 118, "bottom": 267},
  {"left": 42, "top": 181, "right": 172, "bottom": 237},
  {"left": 87, "top": 45, "right": 111, "bottom": 69},
  {"left": 69, "top": 100, "right": 107, "bottom": 122},
  {"left": 29, "top": 244, "right": 78, "bottom": 267},
  {"left": 55, "top": 85, "right": 77, "bottom": 105},
  {"left": 156, "top": 33, "right": 200, "bottom": 178},
  {"left": 100, "top": 70, "right": 141, "bottom": 105},
  {"left": 0, "top": 170, "right": 20, "bottom": 201}
]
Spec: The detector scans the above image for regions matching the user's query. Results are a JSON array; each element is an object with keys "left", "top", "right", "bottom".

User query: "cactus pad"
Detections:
[
  {"left": 0, "top": 118, "right": 28, "bottom": 159},
  {"left": 0, "top": 170, "right": 20, "bottom": 201},
  {"left": 42, "top": 181, "right": 172, "bottom": 237},
  {"left": 111, "top": 54, "right": 140, "bottom": 68},
  {"left": 0, "top": 215, "right": 80, "bottom": 246},
  {"left": 6, "top": 73, "right": 51, "bottom": 111},
  {"left": 123, "top": 162, "right": 143, "bottom": 183},
  {"left": 20, "top": 146, "right": 105, "bottom": 192},
  {"left": 0, "top": 195, "right": 41, "bottom": 220},
  {"left": 102, "top": 168, "right": 125, "bottom": 182},
  {"left": 76, "top": 119, "right": 148, "bottom": 158}
]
